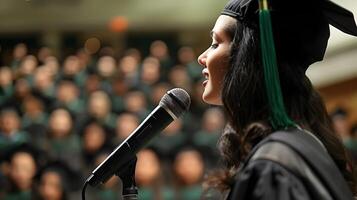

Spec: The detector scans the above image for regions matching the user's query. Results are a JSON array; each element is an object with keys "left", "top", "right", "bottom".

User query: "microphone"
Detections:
[{"left": 86, "top": 88, "right": 191, "bottom": 186}]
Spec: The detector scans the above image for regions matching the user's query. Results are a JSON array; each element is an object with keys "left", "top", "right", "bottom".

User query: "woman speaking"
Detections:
[{"left": 197, "top": 0, "right": 357, "bottom": 199}]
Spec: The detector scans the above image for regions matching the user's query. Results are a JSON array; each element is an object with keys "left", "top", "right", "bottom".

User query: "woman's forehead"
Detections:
[{"left": 212, "top": 15, "right": 237, "bottom": 36}]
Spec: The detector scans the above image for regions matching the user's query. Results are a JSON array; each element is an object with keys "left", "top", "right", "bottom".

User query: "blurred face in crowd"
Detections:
[
  {"left": 197, "top": 15, "right": 235, "bottom": 105},
  {"left": 23, "top": 96, "right": 44, "bottom": 117},
  {"left": 178, "top": 46, "right": 196, "bottom": 65},
  {"left": 118, "top": 55, "right": 138, "bottom": 77},
  {"left": 63, "top": 56, "right": 81, "bottom": 76},
  {"left": 0, "top": 67, "right": 13, "bottom": 86},
  {"left": 15, "top": 78, "right": 31, "bottom": 98},
  {"left": 39, "top": 171, "right": 63, "bottom": 200},
  {"left": 88, "top": 91, "right": 111, "bottom": 119},
  {"left": 56, "top": 81, "right": 79, "bottom": 103},
  {"left": 174, "top": 150, "right": 204, "bottom": 185},
  {"left": 116, "top": 113, "right": 139, "bottom": 140},
  {"left": 20, "top": 55, "right": 38, "bottom": 76},
  {"left": 112, "top": 77, "right": 128, "bottom": 95},
  {"left": 151, "top": 83, "right": 170, "bottom": 105},
  {"left": 34, "top": 66, "right": 53, "bottom": 90},
  {"left": 124, "top": 91, "right": 147, "bottom": 114},
  {"left": 97, "top": 56, "right": 116, "bottom": 78},
  {"left": 10, "top": 152, "right": 37, "bottom": 190},
  {"left": 49, "top": 109, "right": 73, "bottom": 138},
  {"left": 124, "top": 48, "right": 142, "bottom": 63},
  {"left": 13, "top": 43, "right": 28, "bottom": 60},
  {"left": 163, "top": 119, "right": 182, "bottom": 136},
  {"left": 168, "top": 65, "right": 191, "bottom": 89},
  {"left": 0, "top": 110, "right": 20, "bottom": 135},
  {"left": 202, "top": 107, "right": 225, "bottom": 132},
  {"left": 135, "top": 149, "right": 160, "bottom": 186},
  {"left": 44, "top": 56, "right": 60, "bottom": 76},
  {"left": 38, "top": 47, "right": 52, "bottom": 63},
  {"left": 141, "top": 57, "right": 161, "bottom": 85},
  {"left": 83, "top": 123, "right": 106, "bottom": 153},
  {"left": 150, "top": 40, "right": 169, "bottom": 59},
  {"left": 76, "top": 49, "right": 91, "bottom": 68},
  {"left": 85, "top": 74, "right": 101, "bottom": 94}
]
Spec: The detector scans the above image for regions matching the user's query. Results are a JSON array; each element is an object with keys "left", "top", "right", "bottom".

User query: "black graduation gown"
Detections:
[
  {"left": 227, "top": 129, "right": 354, "bottom": 200},
  {"left": 228, "top": 159, "right": 313, "bottom": 200}
]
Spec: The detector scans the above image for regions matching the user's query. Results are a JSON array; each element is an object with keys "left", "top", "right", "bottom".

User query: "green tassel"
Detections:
[{"left": 259, "top": 0, "right": 295, "bottom": 129}]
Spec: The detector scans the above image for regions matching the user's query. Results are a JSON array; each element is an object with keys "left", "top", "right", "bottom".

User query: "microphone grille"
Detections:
[{"left": 160, "top": 88, "right": 191, "bottom": 118}]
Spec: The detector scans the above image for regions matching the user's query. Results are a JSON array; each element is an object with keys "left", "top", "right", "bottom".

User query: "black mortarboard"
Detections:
[{"left": 222, "top": 0, "right": 357, "bottom": 66}]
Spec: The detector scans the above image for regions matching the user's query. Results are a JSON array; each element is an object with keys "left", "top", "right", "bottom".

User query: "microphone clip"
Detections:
[{"left": 116, "top": 156, "right": 138, "bottom": 200}]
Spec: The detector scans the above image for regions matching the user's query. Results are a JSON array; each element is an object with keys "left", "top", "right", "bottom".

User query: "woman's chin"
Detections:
[{"left": 202, "top": 91, "right": 222, "bottom": 105}]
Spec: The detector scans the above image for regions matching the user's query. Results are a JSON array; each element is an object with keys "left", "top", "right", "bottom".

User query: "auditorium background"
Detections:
[{"left": 0, "top": 0, "right": 356, "bottom": 199}]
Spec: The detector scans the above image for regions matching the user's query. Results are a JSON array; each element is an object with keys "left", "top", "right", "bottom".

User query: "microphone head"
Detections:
[{"left": 160, "top": 88, "right": 191, "bottom": 119}]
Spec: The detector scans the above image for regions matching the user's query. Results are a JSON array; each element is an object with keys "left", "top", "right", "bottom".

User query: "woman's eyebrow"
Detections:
[{"left": 210, "top": 30, "right": 214, "bottom": 38}]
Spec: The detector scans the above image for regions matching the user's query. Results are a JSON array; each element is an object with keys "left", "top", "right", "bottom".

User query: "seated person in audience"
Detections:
[
  {"left": 6, "top": 78, "right": 32, "bottom": 114},
  {"left": 55, "top": 80, "right": 85, "bottom": 115},
  {"left": 85, "top": 90, "right": 117, "bottom": 131},
  {"left": 33, "top": 66, "right": 56, "bottom": 101},
  {"left": 61, "top": 56, "right": 87, "bottom": 87},
  {"left": 43, "top": 56, "right": 60, "bottom": 80},
  {"left": 21, "top": 95, "right": 47, "bottom": 129},
  {"left": 11, "top": 43, "right": 28, "bottom": 70},
  {"left": 136, "top": 148, "right": 174, "bottom": 200},
  {"left": 150, "top": 82, "right": 172, "bottom": 106},
  {"left": 32, "top": 161, "right": 82, "bottom": 200},
  {"left": 16, "top": 55, "right": 38, "bottom": 85},
  {"left": 0, "top": 109, "right": 28, "bottom": 151},
  {"left": 173, "top": 148, "right": 204, "bottom": 200},
  {"left": 114, "top": 112, "right": 140, "bottom": 145},
  {"left": 192, "top": 107, "right": 226, "bottom": 167},
  {"left": 110, "top": 74, "right": 129, "bottom": 114},
  {"left": 21, "top": 95, "right": 48, "bottom": 147},
  {"left": 138, "top": 57, "right": 161, "bottom": 95},
  {"left": 0, "top": 144, "right": 39, "bottom": 200},
  {"left": 45, "top": 108, "right": 81, "bottom": 171},
  {"left": 96, "top": 56, "right": 117, "bottom": 93},
  {"left": 0, "top": 67, "right": 14, "bottom": 107},
  {"left": 81, "top": 121, "right": 111, "bottom": 174},
  {"left": 123, "top": 89, "right": 149, "bottom": 120},
  {"left": 37, "top": 47, "right": 52, "bottom": 65},
  {"left": 149, "top": 40, "right": 174, "bottom": 75},
  {"left": 168, "top": 65, "right": 192, "bottom": 93},
  {"left": 118, "top": 55, "right": 140, "bottom": 87},
  {"left": 177, "top": 46, "right": 202, "bottom": 81}
]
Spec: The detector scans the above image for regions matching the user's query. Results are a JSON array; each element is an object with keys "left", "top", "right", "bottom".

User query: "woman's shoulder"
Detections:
[{"left": 227, "top": 141, "right": 332, "bottom": 200}]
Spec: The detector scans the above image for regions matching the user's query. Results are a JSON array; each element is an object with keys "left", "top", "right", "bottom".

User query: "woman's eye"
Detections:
[{"left": 210, "top": 43, "right": 218, "bottom": 49}]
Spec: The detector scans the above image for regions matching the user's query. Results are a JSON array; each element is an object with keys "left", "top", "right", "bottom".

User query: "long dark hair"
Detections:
[{"left": 210, "top": 19, "right": 357, "bottom": 194}]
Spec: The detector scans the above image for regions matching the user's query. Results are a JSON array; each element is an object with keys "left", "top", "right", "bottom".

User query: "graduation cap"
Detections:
[{"left": 221, "top": 0, "right": 357, "bottom": 129}]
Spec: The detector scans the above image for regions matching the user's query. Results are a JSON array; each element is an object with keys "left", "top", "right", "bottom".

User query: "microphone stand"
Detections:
[{"left": 117, "top": 156, "right": 138, "bottom": 200}]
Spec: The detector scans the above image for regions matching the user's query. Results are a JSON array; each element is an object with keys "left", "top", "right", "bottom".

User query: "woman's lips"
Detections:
[
  {"left": 202, "top": 69, "right": 209, "bottom": 87},
  {"left": 203, "top": 80, "right": 208, "bottom": 87}
]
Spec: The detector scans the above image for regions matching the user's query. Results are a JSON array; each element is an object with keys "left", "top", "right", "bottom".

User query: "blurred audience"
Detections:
[{"left": 0, "top": 41, "right": 232, "bottom": 200}]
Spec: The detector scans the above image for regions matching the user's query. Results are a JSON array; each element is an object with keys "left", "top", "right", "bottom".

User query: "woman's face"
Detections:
[{"left": 198, "top": 15, "right": 236, "bottom": 105}]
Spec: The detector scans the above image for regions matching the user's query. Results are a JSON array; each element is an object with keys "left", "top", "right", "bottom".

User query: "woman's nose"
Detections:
[{"left": 197, "top": 51, "right": 207, "bottom": 67}]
